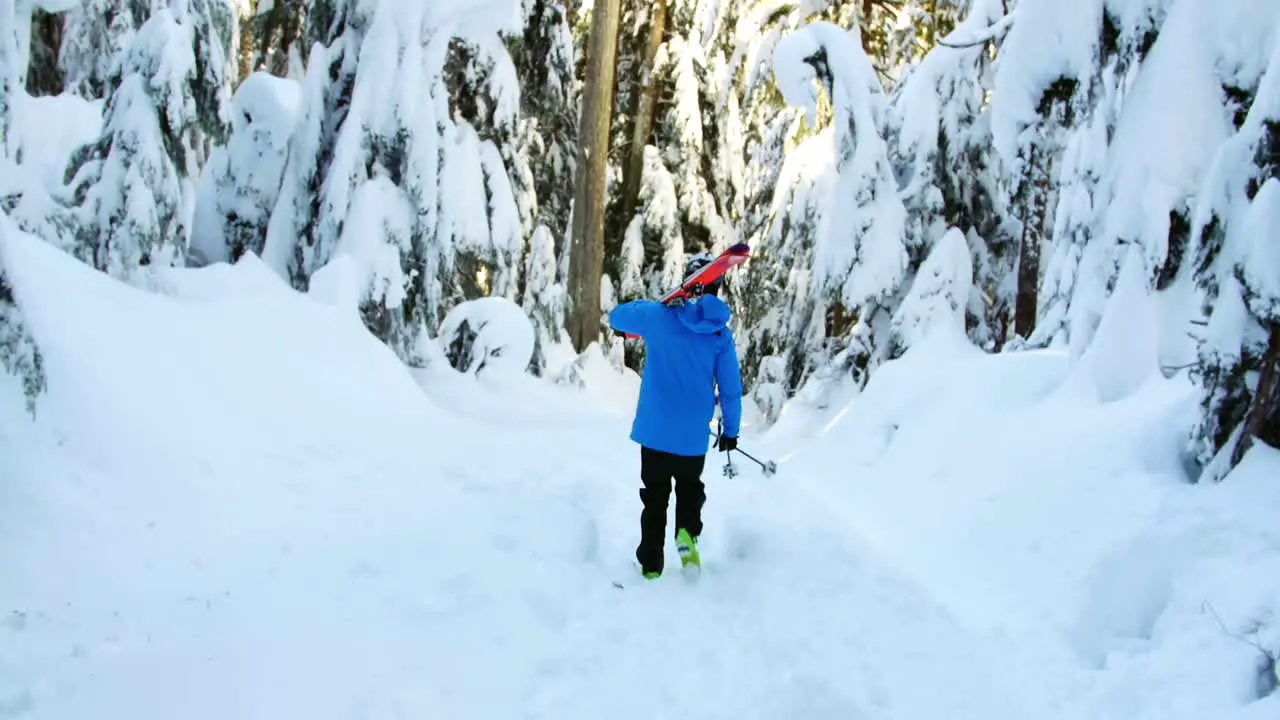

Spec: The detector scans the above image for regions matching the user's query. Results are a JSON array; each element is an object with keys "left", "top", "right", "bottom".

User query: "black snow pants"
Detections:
[{"left": 635, "top": 446, "right": 707, "bottom": 574}]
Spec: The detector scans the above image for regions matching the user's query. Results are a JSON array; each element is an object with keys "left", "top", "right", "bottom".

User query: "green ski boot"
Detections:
[
  {"left": 676, "top": 528, "right": 701, "bottom": 573},
  {"left": 642, "top": 570, "right": 661, "bottom": 580}
]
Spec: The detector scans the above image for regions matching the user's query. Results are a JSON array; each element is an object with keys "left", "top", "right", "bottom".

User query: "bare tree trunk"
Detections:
[
  {"left": 566, "top": 0, "right": 621, "bottom": 352},
  {"left": 1232, "top": 321, "right": 1280, "bottom": 467},
  {"left": 618, "top": 0, "right": 667, "bottom": 230}
]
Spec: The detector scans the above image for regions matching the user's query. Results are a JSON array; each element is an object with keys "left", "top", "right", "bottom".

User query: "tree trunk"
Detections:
[
  {"left": 566, "top": 0, "right": 621, "bottom": 352},
  {"left": 1014, "top": 143, "right": 1046, "bottom": 340},
  {"left": 1232, "top": 321, "right": 1280, "bottom": 467},
  {"left": 617, "top": 0, "right": 667, "bottom": 233},
  {"left": 270, "top": 1, "right": 306, "bottom": 77},
  {"left": 24, "top": 8, "right": 64, "bottom": 96},
  {"left": 237, "top": 2, "right": 258, "bottom": 83}
]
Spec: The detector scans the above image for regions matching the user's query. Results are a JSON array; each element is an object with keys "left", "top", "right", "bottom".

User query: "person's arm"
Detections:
[
  {"left": 608, "top": 300, "right": 664, "bottom": 337},
  {"left": 715, "top": 332, "right": 744, "bottom": 438}
]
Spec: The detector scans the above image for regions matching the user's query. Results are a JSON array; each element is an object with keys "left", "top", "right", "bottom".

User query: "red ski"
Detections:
[
  {"left": 658, "top": 243, "right": 750, "bottom": 306},
  {"left": 622, "top": 243, "right": 750, "bottom": 339}
]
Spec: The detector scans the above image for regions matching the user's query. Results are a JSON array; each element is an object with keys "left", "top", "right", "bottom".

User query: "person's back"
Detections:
[
  {"left": 614, "top": 294, "right": 741, "bottom": 456},
  {"left": 608, "top": 255, "right": 743, "bottom": 579}
]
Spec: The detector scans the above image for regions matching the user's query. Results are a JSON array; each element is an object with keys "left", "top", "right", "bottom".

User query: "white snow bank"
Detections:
[
  {"left": 764, "top": 323, "right": 1280, "bottom": 718},
  {"left": 1068, "top": 246, "right": 1162, "bottom": 403},
  {"left": 1069, "top": 444, "right": 1280, "bottom": 717},
  {"left": 0, "top": 223, "right": 1052, "bottom": 719},
  {"left": 437, "top": 295, "right": 535, "bottom": 377},
  {"left": 2, "top": 226, "right": 433, "bottom": 470},
  {"left": 890, "top": 226, "right": 973, "bottom": 353},
  {"left": 7, "top": 92, "right": 102, "bottom": 191}
]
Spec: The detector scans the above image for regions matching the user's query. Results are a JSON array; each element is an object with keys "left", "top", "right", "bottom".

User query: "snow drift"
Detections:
[
  {"left": 764, "top": 327, "right": 1280, "bottom": 719},
  {"left": 0, "top": 227, "right": 1047, "bottom": 719}
]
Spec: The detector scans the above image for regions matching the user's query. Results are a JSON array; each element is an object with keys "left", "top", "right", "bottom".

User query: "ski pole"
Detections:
[
  {"left": 716, "top": 421, "right": 738, "bottom": 478},
  {"left": 709, "top": 429, "right": 777, "bottom": 477},
  {"left": 734, "top": 446, "right": 778, "bottom": 477}
]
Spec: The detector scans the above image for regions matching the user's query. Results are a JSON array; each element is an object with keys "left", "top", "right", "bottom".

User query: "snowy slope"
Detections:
[
  {"left": 4, "top": 226, "right": 1278, "bottom": 719},
  {"left": 0, "top": 230, "right": 1049, "bottom": 719},
  {"left": 763, "top": 329, "right": 1280, "bottom": 719}
]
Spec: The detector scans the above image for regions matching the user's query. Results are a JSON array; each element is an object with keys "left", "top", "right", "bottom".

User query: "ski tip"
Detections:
[{"left": 726, "top": 243, "right": 750, "bottom": 254}]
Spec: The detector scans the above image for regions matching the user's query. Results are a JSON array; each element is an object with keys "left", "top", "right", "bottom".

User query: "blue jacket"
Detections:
[{"left": 608, "top": 296, "right": 743, "bottom": 456}]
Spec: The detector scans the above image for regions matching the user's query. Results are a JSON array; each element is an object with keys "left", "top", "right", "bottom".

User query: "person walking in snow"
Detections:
[{"left": 608, "top": 253, "right": 744, "bottom": 579}]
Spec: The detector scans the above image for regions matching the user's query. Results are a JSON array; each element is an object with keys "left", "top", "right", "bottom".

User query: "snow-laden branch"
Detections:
[
  {"left": 936, "top": 10, "right": 1016, "bottom": 49},
  {"left": 771, "top": 21, "right": 907, "bottom": 309}
]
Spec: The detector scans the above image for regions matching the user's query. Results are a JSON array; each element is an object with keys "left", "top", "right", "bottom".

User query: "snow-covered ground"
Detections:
[{"left": 2, "top": 228, "right": 1278, "bottom": 719}]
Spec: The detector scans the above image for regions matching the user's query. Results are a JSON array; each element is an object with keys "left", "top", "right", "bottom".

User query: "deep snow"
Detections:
[{"left": 2, "top": 227, "right": 1278, "bottom": 719}]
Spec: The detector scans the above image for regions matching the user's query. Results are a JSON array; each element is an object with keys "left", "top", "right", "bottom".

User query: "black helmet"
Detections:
[{"left": 684, "top": 252, "right": 722, "bottom": 296}]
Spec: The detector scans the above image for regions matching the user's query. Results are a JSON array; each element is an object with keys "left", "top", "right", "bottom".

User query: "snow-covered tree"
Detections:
[
  {"left": 602, "top": 0, "right": 762, "bottom": 357},
  {"left": 1191, "top": 33, "right": 1280, "bottom": 482},
  {"left": 656, "top": 13, "right": 735, "bottom": 254},
  {"left": 488, "top": 0, "right": 577, "bottom": 375},
  {"left": 734, "top": 2, "right": 907, "bottom": 397},
  {"left": 0, "top": 0, "right": 45, "bottom": 414},
  {"left": 265, "top": 0, "right": 526, "bottom": 365},
  {"left": 262, "top": 0, "right": 366, "bottom": 287},
  {"left": 886, "top": 0, "right": 1010, "bottom": 350},
  {"left": 59, "top": 0, "right": 153, "bottom": 99},
  {"left": 625, "top": 144, "right": 683, "bottom": 298},
  {"left": 1028, "top": 2, "right": 1167, "bottom": 349},
  {"left": 729, "top": 0, "right": 813, "bottom": 373},
  {"left": 987, "top": 0, "right": 1103, "bottom": 345},
  {"left": 1, "top": 0, "right": 14, "bottom": 151},
  {"left": 239, "top": 0, "right": 308, "bottom": 79},
  {"left": 0, "top": 0, "right": 74, "bottom": 250},
  {"left": 773, "top": 20, "right": 908, "bottom": 385},
  {"left": 613, "top": 143, "right": 684, "bottom": 367},
  {"left": 738, "top": 128, "right": 833, "bottom": 398},
  {"left": 507, "top": 0, "right": 576, "bottom": 243},
  {"left": 876, "top": 0, "right": 963, "bottom": 77},
  {"left": 889, "top": 225, "right": 973, "bottom": 354},
  {"left": 441, "top": 34, "right": 526, "bottom": 302},
  {"left": 190, "top": 70, "right": 298, "bottom": 265},
  {"left": 521, "top": 223, "right": 568, "bottom": 372},
  {"left": 0, "top": 214, "right": 46, "bottom": 416},
  {"left": 63, "top": 4, "right": 232, "bottom": 279},
  {"left": 182, "top": 0, "right": 235, "bottom": 165}
]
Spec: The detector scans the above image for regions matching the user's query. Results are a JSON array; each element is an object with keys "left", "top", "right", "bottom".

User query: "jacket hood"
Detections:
[{"left": 676, "top": 295, "right": 732, "bottom": 334}]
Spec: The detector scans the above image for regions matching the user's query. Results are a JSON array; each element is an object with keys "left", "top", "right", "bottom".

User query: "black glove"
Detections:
[{"left": 717, "top": 433, "right": 737, "bottom": 452}]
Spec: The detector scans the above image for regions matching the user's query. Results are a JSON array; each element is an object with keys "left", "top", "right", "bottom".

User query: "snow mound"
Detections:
[
  {"left": 1068, "top": 246, "right": 1162, "bottom": 404},
  {"left": 763, "top": 320, "right": 1280, "bottom": 719},
  {"left": 1, "top": 219, "right": 1048, "bottom": 720},
  {"left": 890, "top": 226, "right": 973, "bottom": 353},
  {"left": 153, "top": 251, "right": 304, "bottom": 303},
  {"left": 438, "top": 296, "right": 535, "bottom": 377},
  {"left": 190, "top": 72, "right": 300, "bottom": 266},
  {"left": 7, "top": 92, "right": 101, "bottom": 192},
  {"left": 1, "top": 228, "right": 430, "bottom": 464}
]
